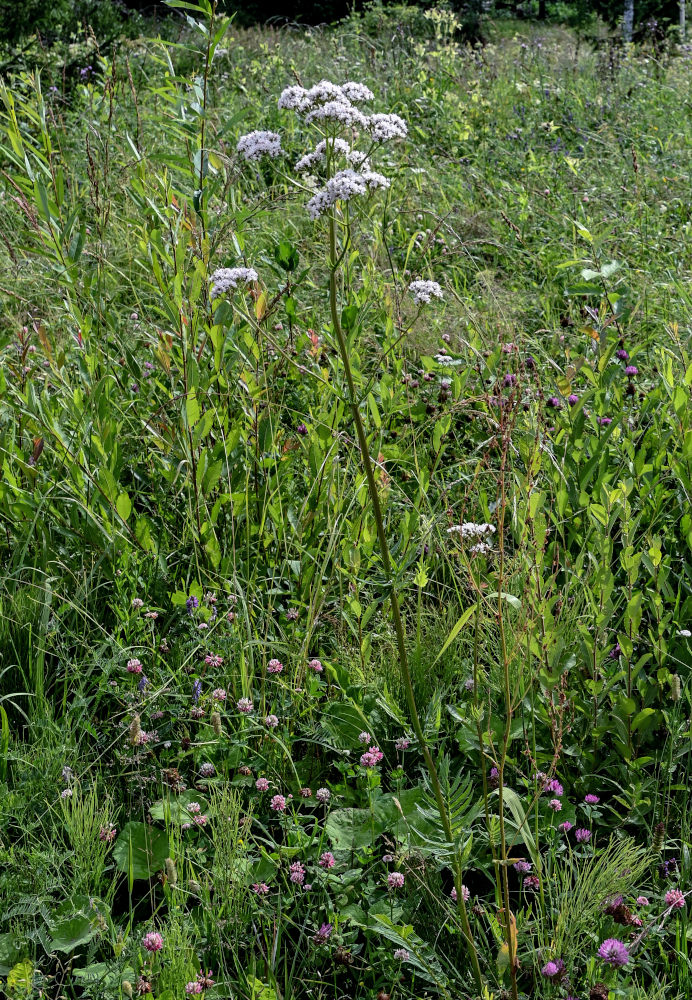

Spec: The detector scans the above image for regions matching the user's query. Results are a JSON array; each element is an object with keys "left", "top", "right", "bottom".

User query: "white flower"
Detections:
[
  {"left": 678, "top": 629, "right": 691, "bottom": 637},
  {"left": 347, "top": 149, "right": 370, "bottom": 168},
  {"left": 409, "top": 279, "right": 443, "bottom": 305},
  {"left": 361, "top": 169, "right": 390, "bottom": 191},
  {"left": 236, "top": 130, "right": 282, "bottom": 162},
  {"left": 305, "top": 101, "right": 368, "bottom": 128},
  {"left": 435, "top": 354, "right": 462, "bottom": 366},
  {"left": 278, "top": 85, "right": 311, "bottom": 112},
  {"left": 210, "top": 267, "right": 258, "bottom": 298},
  {"left": 366, "top": 113, "right": 408, "bottom": 141},
  {"left": 306, "top": 168, "right": 368, "bottom": 219},
  {"left": 340, "top": 81, "right": 375, "bottom": 103},
  {"left": 448, "top": 523, "right": 496, "bottom": 539},
  {"left": 295, "top": 137, "right": 350, "bottom": 172}
]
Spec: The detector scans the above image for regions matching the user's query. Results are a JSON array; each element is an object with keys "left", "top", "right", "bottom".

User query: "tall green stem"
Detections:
[{"left": 327, "top": 212, "right": 483, "bottom": 992}]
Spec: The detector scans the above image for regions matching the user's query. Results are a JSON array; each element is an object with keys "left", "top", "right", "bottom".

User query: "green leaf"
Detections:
[
  {"left": 112, "top": 822, "right": 169, "bottom": 881},
  {"left": 149, "top": 790, "right": 208, "bottom": 825},
  {"left": 116, "top": 492, "right": 132, "bottom": 521},
  {"left": 49, "top": 897, "right": 108, "bottom": 953},
  {"left": 496, "top": 787, "right": 538, "bottom": 867},
  {"left": 432, "top": 605, "right": 476, "bottom": 667}
]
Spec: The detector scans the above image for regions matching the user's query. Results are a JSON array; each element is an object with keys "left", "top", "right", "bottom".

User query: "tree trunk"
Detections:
[
  {"left": 623, "top": 0, "right": 634, "bottom": 42},
  {"left": 681, "top": 0, "right": 686, "bottom": 42}
]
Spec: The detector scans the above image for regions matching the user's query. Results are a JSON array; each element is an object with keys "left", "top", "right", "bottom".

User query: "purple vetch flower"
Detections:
[
  {"left": 584, "top": 794, "right": 600, "bottom": 805},
  {"left": 192, "top": 680, "right": 202, "bottom": 704},
  {"left": 514, "top": 861, "right": 532, "bottom": 874},
  {"left": 575, "top": 828, "right": 591, "bottom": 843},
  {"left": 597, "top": 938, "right": 629, "bottom": 967},
  {"left": 186, "top": 594, "right": 199, "bottom": 614},
  {"left": 138, "top": 675, "right": 149, "bottom": 692}
]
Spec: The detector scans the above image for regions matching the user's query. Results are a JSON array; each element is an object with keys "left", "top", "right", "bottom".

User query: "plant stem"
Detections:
[{"left": 327, "top": 211, "right": 483, "bottom": 993}]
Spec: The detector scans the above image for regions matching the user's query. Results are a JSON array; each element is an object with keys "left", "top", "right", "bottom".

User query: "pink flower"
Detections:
[
  {"left": 237, "top": 697, "right": 253, "bottom": 714},
  {"left": 544, "top": 778, "right": 563, "bottom": 796},
  {"left": 187, "top": 802, "right": 202, "bottom": 814},
  {"left": 99, "top": 824, "right": 117, "bottom": 843},
  {"left": 665, "top": 889, "right": 685, "bottom": 910},
  {"left": 559, "top": 820, "right": 573, "bottom": 833},
  {"left": 300, "top": 787, "right": 312, "bottom": 798},
  {"left": 212, "top": 688, "right": 227, "bottom": 701},
  {"left": 513, "top": 861, "right": 532, "bottom": 874},
  {"left": 387, "top": 872, "right": 405, "bottom": 890},
  {"left": 524, "top": 875, "right": 540, "bottom": 891},
  {"left": 395, "top": 737, "right": 411, "bottom": 751},
  {"left": 548, "top": 798, "right": 562, "bottom": 811},
  {"left": 315, "top": 787, "right": 330, "bottom": 803},
  {"left": 575, "top": 828, "right": 591, "bottom": 843},
  {"left": 264, "top": 714, "right": 279, "bottom": 728},
  {"left": 267, "top": 658, "right": 283, "bottom": 674},
  {"left": 358, "top": 731, "right": 371, "bottom": 744},
  {"left": 450, "top": 885, "right": 470, "bottom": 902},
  {"left": 185, "top": 983, "right": 203, "bottom": 994},
  {"left": 308, "top": 658, "right": 323, "bottom": 672},
  {"left": 270, "top": 794, "right": 287, "bottom": 812},
  {"left": 360, "top": 746, "right": 384, "bottom": 768},
  {"left": 193, "top": 814, "right": 208, "bottom": 826},
  {"left": 127, "top": 658, "right": 143, "bottom": 674},
  {"left": 584, "top": 794, "right": 600, "bottom": 805},
  {"left": 252, "top": 882, "right": 270, "bottom": 895},
  {"left": 255, "top": 778, "right": 269, "bottom": 792},
  {"left": 319, "top": 851, "right": 336, "bottom": 869},
  {"left": 205, "top": 654, "right": 224, "bottom": 668},
  {"left": 636, "top": 896, "right": 649, "bottom": 906},
  {"left": 289, "top": 861, "right": 305, "bottom": 884},
  {"left": 141, "top": 931, "right": 163, "bottom": 953}
]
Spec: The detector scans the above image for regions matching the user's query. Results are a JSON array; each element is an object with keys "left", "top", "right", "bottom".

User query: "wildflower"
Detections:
[
  {"left": 313, "top": 922, "right": 333, "bottom": 944},
  {"left": 490, "top": 766, "right": 499, "bottom": 778},
  {"left": 238, "top": 766, "right": 252, "bottom": 777},
  {"left": 513, "top": 861, "right": 532, "bottom": 874},
  {"left": 190, "top": 706, "right": 205, "bottom": 719},
  {"left": 636, "top": 896, "right": 649, "bottom": 906},
  {"left": 306, "top": 101, "right": 368, "bottom": 128},
  {"left": 393, "top": 948, "right": 410, "bottom": 961},
  {"left": 575, "top": 828, "right": 591, "bottom": 843},
  {"left": 395, "top": 737, "right": 411, "bottom": 751},
  {"left": 548, "top": 798, "right": 562, "bottom": 811},
  {"left": 464, "top": 678, "right": 475, "bottom": 691},
  {"left": 306, "top": 168, "right": 385, "bottom": 220},
  {"left": 360, "top": 746, "right": 384, "bottom": 767},
  {"left": 210, "top": 267, "right": 258, "bottom": 300},
  {"left": 127, "top": 658, "right": 143, "bottom": 674},
  {"left": 319, "top": 851, "right": 336, "bottom": 869},
  {"left": 297, "top": 423, "right": 309, "bottom": 436},
  {"left": 264, "top": 714, "right": 279, "bottom": 729},
  {"left": 568, "top": 393, "right": 579, "bottom": 405},
  {"left": 308, "top": 658, "right": 323, "bottom": 672},
  {"left": 665, "top": 889, "right": 685, "bottom": 909},
  {"left": 132, "top": 598, "right": 144, "bottom": 609},
  {"left": 267, "top": 658, "right": 283, "bottom": 674},
  {"left": 289, "top": 861, "right": 305, "bottom": 884},
  {"left": 597, "top": 416, "right": 612, "bottom": 426},
  {"left": 300, "top": 787, "right": 313, "bottom": 798},
  {"left": 358, "top": 731, "right": 371, "bottom": 744},
  {"left": 295, "top": 137, "right": 351, "bottom": 172},
  {"left": 597, "top": 938, "right": 629, "bottom": 967},
  {"left": 199, "top": 762, "right": 215, "bottom": 777},
  {"left": 186, "top": 595, "right": 199, "bottom": 614},
  {"left": 252, "top": 882, "right": 270, "bottom": 895},
  {"left": 387, "top": 871, "right": 405, "bottom": 890},
  {"left": 61, "top": 788, "right": 73, "bottom": 799},
  {"left": 141, "top": 931, "right": 163, "bottom": 953},
  {"left": 584, "top": 794, "right": 600, "bottom": 805},
  {"left": 270, "top": 794, "right": 287, "bottom": 812},
  {"left": 205, "top": 654, "right": 223, "bottom": 668},
  {"left": 255, "top": 778, "right": 270, "bottom": 792},
  {"left": 409, "top": 279, "right": 443, "bottom": 305},
  {"left": 99, "top": 823, "right": 117, "bottom": 843},
  {"left": 541, "top": 960, "right": 563, "bottom": 979},
  {"left": 547, "top": 396, "right": 562, "bottom": 409},
  {"left": 616, "top": 348, "right": 629, "bottom": 360},
  {"left": 624, "top": 365, "right": 638, "bottom": 376},
  {"left": 544, "top": 778, "right": 563, "bottom": 796},
  {"left": 237, "top": 697, "right": 253, "bottom": 714},
  {"left": 366, "top": 112, "right": 408, "bottom": 141},
  {"left": 185, "top": 983, "right": 203, "bottom": 995},
  {"left": 192, "top": 680, "right": 202, "bottom": 704},
  {"left": 286, "top": 608, "right": 299, "bottom": 621},
  {"left": 212, "top": 687, "right": 227, "bottom": 701},
  {"left": 236, "top": 130, "right": 282, "bottom": 161},
  {"left": 138, "top": 675, "right": 149, "bottom": 692},
  {"left": 448, "top": 522, "right": 496, "bottom": 539},
  {"left": 451, "top": 885, "right": 470, "bottom": 902},
  {"left": 678, "top": 629, "right": 691, "bottom": 638},
  {"left": 524, "top": 875, "right": 540, "bottom": 891},
  {"left": 559, "top": 820, "right": 573, "bottom": 833},
  {"left": 193, "top": 814, "right": 208, "bottom": 826}
]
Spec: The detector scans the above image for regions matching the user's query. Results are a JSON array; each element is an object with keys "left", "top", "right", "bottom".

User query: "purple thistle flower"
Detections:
[
  {"left": 568, "top": 393, "right": 579, "bottom": 405},
  {"left": 597, "top": 938, "right": 629, "bottom": 967},
  {"left": 616, "top": 348, "right": 629, "bottom": 360}
]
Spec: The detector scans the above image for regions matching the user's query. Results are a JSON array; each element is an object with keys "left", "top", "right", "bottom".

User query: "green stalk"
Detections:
[{"left": 327, "top": 210, "right": 483, "bottom": 992}]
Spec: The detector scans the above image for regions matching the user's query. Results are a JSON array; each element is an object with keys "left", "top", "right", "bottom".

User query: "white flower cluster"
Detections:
[
  {"left": 295, "top": 137, "right": 351, "bottom": 172},
  {"left": 305, "top": 101, "right": 368, "bottom": 128},
  {"left": 278, "top": 80, "right": 374, "bottom": 114},
  {"left": 306, "top": 168, "right": 390, "bottom": 220},
  {"left": 447, "top": 523, "right": 496, "bottom": 539},
  {"left": 366, "top": 113, "right": 408, "bottom": 142},
  {"left": 236, "top": 130, "right": 282, "bottom": 162},
  {"left": 409, "top": 279, "right": 444, "bottom": 305},
  {"left": 210, "top": 267, "right": 258, "bottom": 299}
]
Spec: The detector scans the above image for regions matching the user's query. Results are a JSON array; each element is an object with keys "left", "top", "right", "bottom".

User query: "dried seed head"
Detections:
[
  {"left": 129, "top": 714, "right": 141, "bottom": 746},
  {"left": 653, "top": 821, "right": 666, "bottom": 853},
  {"left": 671, "top": 675, "right": 681, "bottom": 701},
  {"left": 188, "top": 878, "right": 201, "bottom": 896},
  {"left": 165, "top": 857, "right": 177, "bottom": 887},
  {"left": 211, "top": 711, "right": 222, "bottom": 736},
  {"left": 122, "top": 982, "right": 133, "bottom": 998}
]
